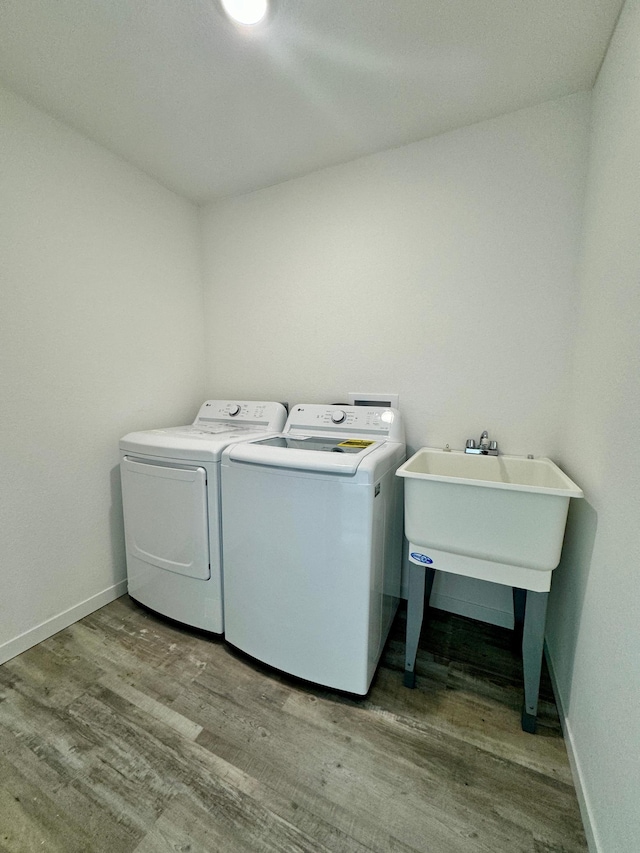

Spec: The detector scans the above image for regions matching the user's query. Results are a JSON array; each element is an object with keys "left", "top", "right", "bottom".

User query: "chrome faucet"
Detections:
[{"left": 465, "top": 430, "right": 498, "bottom": 456}]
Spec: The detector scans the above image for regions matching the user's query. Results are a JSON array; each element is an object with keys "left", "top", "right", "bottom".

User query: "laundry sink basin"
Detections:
[{"left": 396, "top": 448, "right": 583, "bottom": 590}]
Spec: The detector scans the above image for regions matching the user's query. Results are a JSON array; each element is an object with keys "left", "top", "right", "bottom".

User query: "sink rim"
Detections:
[{"left": 396, "top": 447, "right": 583, "bottom": 499}]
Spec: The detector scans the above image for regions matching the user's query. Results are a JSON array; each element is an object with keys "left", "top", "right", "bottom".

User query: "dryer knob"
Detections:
[
  {"left": 331, "top": 410, "right": 346, "bottom": 424},
  {"left": 228, "top": 404, "right": 241, "bottom": 416}
]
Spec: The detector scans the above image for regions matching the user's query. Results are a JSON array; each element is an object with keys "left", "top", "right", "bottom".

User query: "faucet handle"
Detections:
[
  {"left": 466, "top": 439, "right": 476, "bottom": 449},
  {"left": 489, "top": 440, "right": 498, "bottom": 452}
]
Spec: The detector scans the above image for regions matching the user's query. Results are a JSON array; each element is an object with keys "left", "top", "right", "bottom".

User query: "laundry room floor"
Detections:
[{"left": 0, "top": 596, "right": 587, "bottom": 853}]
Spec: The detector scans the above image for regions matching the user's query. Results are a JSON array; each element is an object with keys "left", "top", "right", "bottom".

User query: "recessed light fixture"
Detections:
[{"left": 221, "top": 0, "right": 268, "bottom": 26}]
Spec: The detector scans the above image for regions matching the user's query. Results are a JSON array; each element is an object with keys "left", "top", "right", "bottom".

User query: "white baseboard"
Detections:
[
  {"left": 429, "top": 592, "right": 513, "bottom": 628},
  {"left": 544, "top": 643, "right": 600, "bottom": 853},
  {"left": 0, "top": 580, "right": 128, "bottom": 665}
]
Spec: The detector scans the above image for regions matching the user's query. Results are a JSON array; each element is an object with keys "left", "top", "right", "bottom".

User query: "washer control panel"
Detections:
[
  {"left": 194, "top": 400, "right": 287, "bottom": 430},
  {"left": 285, "top": 405, "right": 403, "bottom": 441}
]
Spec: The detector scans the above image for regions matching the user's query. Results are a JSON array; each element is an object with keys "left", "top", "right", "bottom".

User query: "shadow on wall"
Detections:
[
  {"left": 109, "top": 464, "right": 127, "bottom": 589},
  {"left": 548, "top": 497, "right": 598, "bottom": 710}
]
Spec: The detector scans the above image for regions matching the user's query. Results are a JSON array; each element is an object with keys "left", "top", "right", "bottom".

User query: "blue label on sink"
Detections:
[{"left": 410, "top": 552, "right": 433, "bottom": 564}]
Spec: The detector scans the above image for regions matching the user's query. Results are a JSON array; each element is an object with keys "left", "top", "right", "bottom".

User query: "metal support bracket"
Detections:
[
  {"left": 520, "top": 589, "right": 549, "bottom": 734},
  {"left": 403, "top": 564, "right": 435, "bottom": 688},
  {"left": 404, "top": 574, "right": 549, "bottom": 735}
]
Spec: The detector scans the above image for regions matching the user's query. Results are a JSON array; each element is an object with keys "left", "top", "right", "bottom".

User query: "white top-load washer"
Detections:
[
  {"left": 119, "top": 400, "right": 287, "bottom": 633},
  {"left": 221, "top": 404, "right": 406, "bottom": 694}
]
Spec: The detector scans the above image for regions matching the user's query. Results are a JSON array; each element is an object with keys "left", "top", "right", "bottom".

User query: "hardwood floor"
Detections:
[{"left": 0, "top": 597, "right": 587, "bottom": 852}]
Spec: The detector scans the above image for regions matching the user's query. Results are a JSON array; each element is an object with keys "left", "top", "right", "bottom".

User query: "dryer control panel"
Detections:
[
  {"left": 285, "top": 405, "right": 404, "bottom": 442},
  {"left": 194, "top": 400, "right": 287, "bottom": 430}
]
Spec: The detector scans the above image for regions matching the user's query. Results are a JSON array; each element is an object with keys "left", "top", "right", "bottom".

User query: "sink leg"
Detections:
[
  {"left": 520, "top": 590, "right": 549, "bottom": 734},
  {"left": 512, "top": 587, "right": 526, "bottom": 652},
  {"left": 404, "top": 564, "right": 435, "bottom": 688}
]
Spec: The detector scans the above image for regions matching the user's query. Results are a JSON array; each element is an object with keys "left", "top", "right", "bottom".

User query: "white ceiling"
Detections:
[{"left": 0, "top": 0, "right": 624, "bottom": 203}]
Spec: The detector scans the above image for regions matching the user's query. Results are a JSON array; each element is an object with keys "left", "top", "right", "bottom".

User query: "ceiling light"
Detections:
[{"left": 221, "top": 0, "right": 268, "bottom": 26}]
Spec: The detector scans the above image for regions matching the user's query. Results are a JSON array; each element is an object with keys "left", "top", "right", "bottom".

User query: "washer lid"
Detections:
[
  {"left": 226, "top": 435, "right": 385, "bottom": 475},
  {"left": 257, "top": 436, "right": 375, "bottom": 454}
]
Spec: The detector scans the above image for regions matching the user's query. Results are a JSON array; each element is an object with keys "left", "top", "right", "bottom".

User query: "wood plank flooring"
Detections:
[{"left": 0, "top": 597, "right": 587, "bottom": 852}]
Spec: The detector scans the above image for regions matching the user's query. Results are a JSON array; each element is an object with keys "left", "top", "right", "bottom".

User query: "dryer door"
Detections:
[{"left": 121, "top": 456, "right": 210, "bottom": 579}]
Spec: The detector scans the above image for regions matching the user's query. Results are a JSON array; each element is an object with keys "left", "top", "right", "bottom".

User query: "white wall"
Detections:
[
  {"left": 200, "top": 92, "right": 591, "bottom": 625},
  {"left": 0, "top": 85, "right": 207, "bottom": 663},
  {"left": 546, "top": 2, "right": 640, "bottom": 850}
]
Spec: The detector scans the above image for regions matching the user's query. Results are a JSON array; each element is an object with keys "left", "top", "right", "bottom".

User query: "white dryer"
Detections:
[
  {"left": 221, "top": 404, "right": 406, "bottom": 694},
  {"left": 119, "top": 400, "right": 287, "bottom": 633}
]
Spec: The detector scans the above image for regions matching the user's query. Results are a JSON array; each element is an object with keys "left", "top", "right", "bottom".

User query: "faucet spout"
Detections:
[{"left": 465, "top": 430, "right": 499, "bottom": 456}]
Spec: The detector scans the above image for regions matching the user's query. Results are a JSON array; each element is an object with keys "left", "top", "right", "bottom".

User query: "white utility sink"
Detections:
[
  {"left": 396, "top": 448, "right": 583, "bottom": 591},
  {"left": 396, "top": 446, "right": 583, "bottom": 732}
]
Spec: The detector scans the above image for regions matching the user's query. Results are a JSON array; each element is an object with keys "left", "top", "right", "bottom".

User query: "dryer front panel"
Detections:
[{"left": 121, "top": 456, "right": 210, "bottom": 580}]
